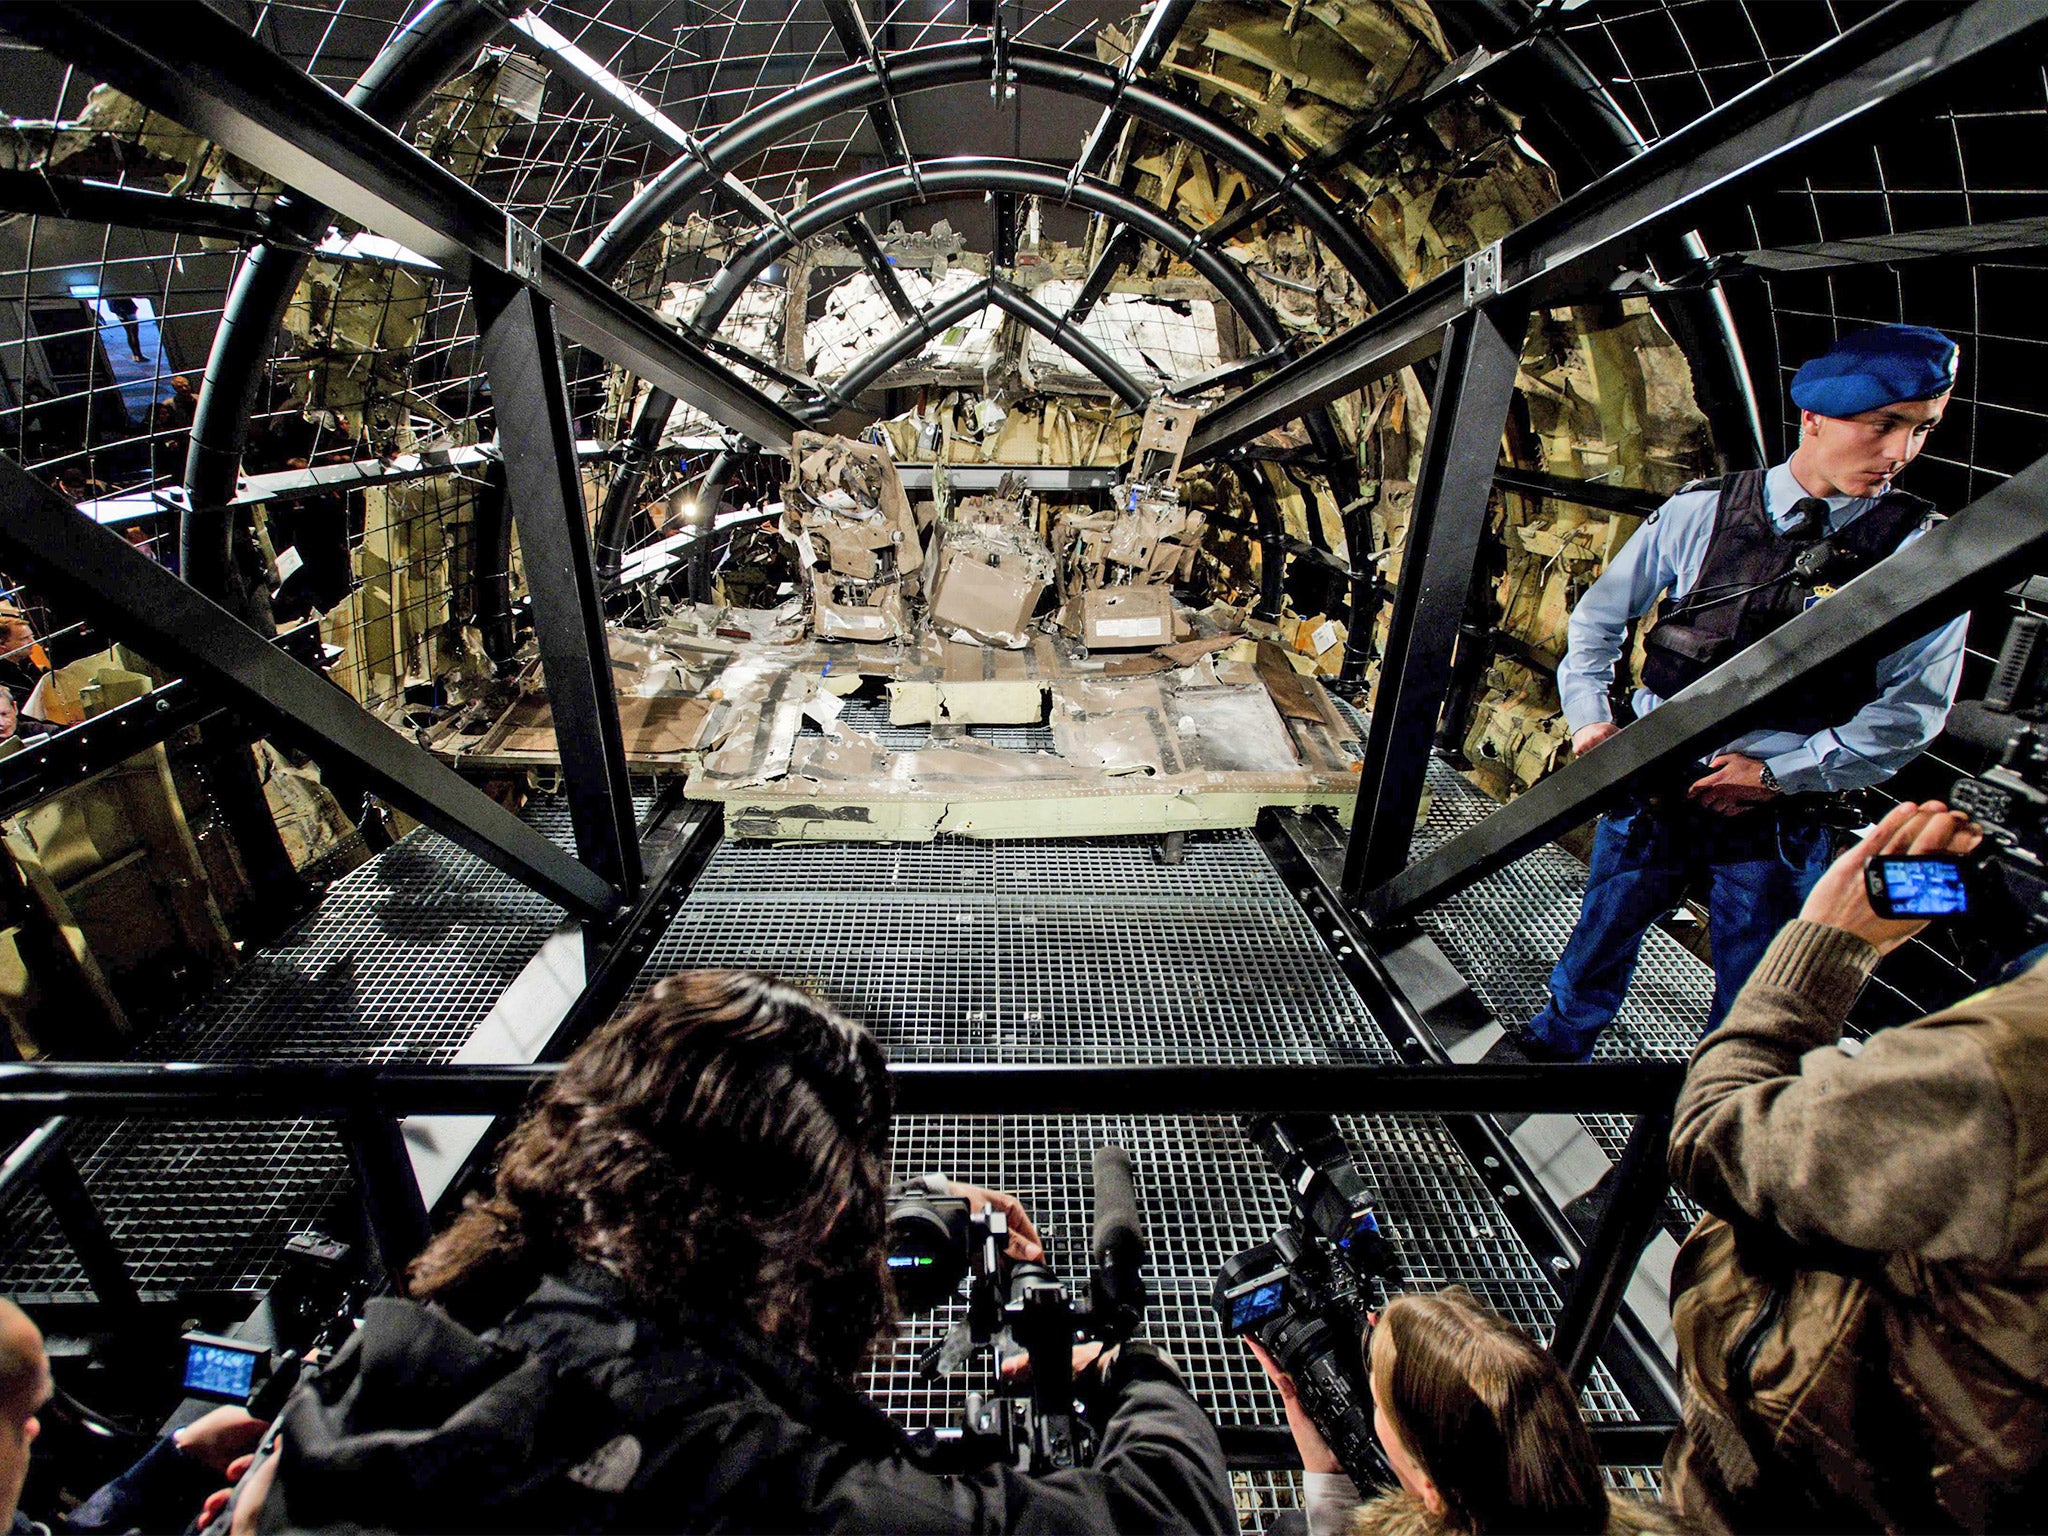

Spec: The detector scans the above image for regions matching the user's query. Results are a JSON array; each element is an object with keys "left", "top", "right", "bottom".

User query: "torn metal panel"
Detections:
[{"left": 782, "top": 433, "right": 924, "bottom": 642}]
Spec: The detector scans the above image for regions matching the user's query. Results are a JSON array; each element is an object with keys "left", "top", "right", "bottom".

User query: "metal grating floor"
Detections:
[
  {"left": 1411, "top": 760, "right": 1709, "bottom": 1228},
  {"left": 0, "top": 796, "right": 636, "bottom": 1303},
  {"left": 6, "top": 786, "right": 1664, "bottom": 1525},
  {"left": 652, "top": 831, "right": 1640, "bottom": 1483},
  {"left": 639, "top": 832, "right": 1393, "bottom": 1064},
  {"left": 1411, "top": 760, "right": 1710, "bottom": 1064}
]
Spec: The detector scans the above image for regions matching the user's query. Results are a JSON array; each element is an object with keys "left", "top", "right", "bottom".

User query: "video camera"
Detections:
[
  {"left": 1866, "top": 611, "right": 2048, "bottom": 936},
  {"left": 1213, "top": 1114, "right": 1404, "bottom": 1490},
  {"left": 180, "top": 1231, "right": 361, "bottom": 1417},
  {"left": 886, "top": 1148, "right": 1147, "bottom": 1474}
]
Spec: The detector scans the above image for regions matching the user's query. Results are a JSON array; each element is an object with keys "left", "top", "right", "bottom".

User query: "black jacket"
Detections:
[{"left": 259, "top": 1268, "right": 1236, "bottom": 1534}]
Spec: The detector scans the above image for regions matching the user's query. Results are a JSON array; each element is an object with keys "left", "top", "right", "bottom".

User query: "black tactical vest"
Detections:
[{"left": 1639, "top": 469, "right": 1933, "bottom": 735}]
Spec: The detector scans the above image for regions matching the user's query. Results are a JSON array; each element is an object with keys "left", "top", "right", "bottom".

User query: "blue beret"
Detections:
[{"left": 1791, "top": 324, "right": 1959, "bottom": 418}]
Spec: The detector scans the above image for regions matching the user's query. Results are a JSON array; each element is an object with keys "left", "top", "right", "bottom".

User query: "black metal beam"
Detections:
[
  {"left": 342, "top": 1107, "right": 432, "bottom": 1279},
  {"left": 1550, "top": 1107, "right": 1671, "bottom": 1391},
  {"left": 1344, "top": 301, "right": 1528, "bottom": 899},
  {"left": 1070, "top": 224, "right": 1140, "bottom": 326},
  {"left": 0, "top": 623, "right": 326, "bottom": 822},
  {"left": 0, "top": 1118, "right": 144, "bottom": 1325},
  {"left": 3, "top": 1, "right": 807, "bottom": 450},
  {"left": 0, "top": 459, "right": 619, "bottom": 920},
  {"left": 818, "top": 0, "right": 916, "bottom": 171},
  {"left": 0, "top": 168, "right": 272, "bottom": 240},
  {"left": 1493, "top": 466, "right": 1664, "bottom": 519},
  {"left": 846, "top": 215, "right": 918, "bottom": 320},
  {"left": 992, "top": 190, "right": 1018, "bottom": 269},
  {"left": 1365, "top": 446, "right": 2048, "bottom": 927},
  {"left": 584, "top": 41, "right": 1397, "bottom": 304},
  {"left": 594, "top": 391, "right": 678, "bottom": 584},
  {"left": 1071, "top": 0, "right": 1200, "bottom": 180},
  {"left": 988, "top": 281, "right": 1152, "bottom": 408},
  {"left": 1185, "top": 0, "right": 2043, "bottom": 465},
  {"left": 474, "top": 270, "right": 642, "bottom": 898},
  {"left": 0, "top": 1059, "right": 1683, "bottom": 1119}
]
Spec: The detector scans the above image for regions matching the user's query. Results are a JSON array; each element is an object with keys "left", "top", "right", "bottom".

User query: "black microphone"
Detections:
[
  {"left": 1947, "top": 699, "right": 2022, "bottom": 757},
  {"left": 1090, "top": 1146, "right": 1146, "bottom": 1335}
]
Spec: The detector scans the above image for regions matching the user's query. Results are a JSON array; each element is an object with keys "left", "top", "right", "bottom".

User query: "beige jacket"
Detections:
[
  {"left": 1664, "top": 921, "right": 2048, "bottom": 1532},
  {"left": 1346, "top": 1488, "right": 1688, "bottom": 1536}
]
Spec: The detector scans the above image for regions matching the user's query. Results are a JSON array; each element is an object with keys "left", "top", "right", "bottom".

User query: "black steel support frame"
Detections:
[
  {"left": 1258, "top": 812, "right": 1682, "bottom": 1418},
  {"left": 0, "top": 1049, "right": 1682, "bottom": 1420},
  {"left": 0, "top": 1118, "right": 143, "bottom": 1328},
  {"left": 474, "top": 270, "right": 643, "bottom": 898},
  {"left": 1344, "top": 300, "right": 1528, "bottom": 899},
  {"left": 0, "top": 170, "right": 273, "bottom": 242},
  {"left": 1184, "top": 0, "right": 2047, "bottom": 467},
  {"left": 583, "top": 39, "right": 1397, "bottom": 304},
  {"left": 4, "top": 2, "right": 807, "bottom": 452},
  {"left": 0, "top": 622, "right": 325, "bottom": 823},
  {"left": 1368, "top": 445, "right": 2048, "bottom": 927},
  {"left": 0, "top": 458, "right": 619, "bottom": 920}
]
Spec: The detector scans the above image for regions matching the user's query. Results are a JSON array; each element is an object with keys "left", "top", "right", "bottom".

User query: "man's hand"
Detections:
[
  {"left": 1245, "top": 1338, "right": 1340, "bottom": 1475},
  {"left": 1572, "top": 722, "right": 1620, "bottom": 756},
  {"left": 1000, "top": 1341, "right": 1111, "bottom": 1382},
  {"left": 1800, "top": 800, "right": 1983, "bottom": 955},
  {"left": 173, "top": 1406, "right": 269, "bottom": 1474},
  {"left": 1688, "top": 753, "right": 1777, "bottom": 817},
  {"left": 944, "top": 1182, "right": 1044, "bottom": 1261}
]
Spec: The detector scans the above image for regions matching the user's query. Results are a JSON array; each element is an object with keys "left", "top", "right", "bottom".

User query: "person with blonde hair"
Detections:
[{"left": 1252, "top": 1286, "right": 1687, "bottom": 1536}]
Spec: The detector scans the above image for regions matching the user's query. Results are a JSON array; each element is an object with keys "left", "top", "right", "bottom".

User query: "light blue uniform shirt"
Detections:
[{"left": 1554, "top": 461, "right": 1968, "bottom": 794}]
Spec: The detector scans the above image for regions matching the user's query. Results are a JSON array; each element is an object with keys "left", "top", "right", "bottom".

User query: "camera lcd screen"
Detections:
[
  {"left": 1880, "top": 858, "right": 1970, "bottom": 915},
  {"left": 183, "top": 1341, "right": 258, "bottom": 1400},
  {"left": 1229, "top": 1280, "right": 1286, "bottom": 1331}
]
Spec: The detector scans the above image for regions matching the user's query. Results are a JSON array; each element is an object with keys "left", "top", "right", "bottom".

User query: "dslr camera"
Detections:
[
  {"left": 887, "top": 1148, "right": 1147, "bottom": 1474},
  {"left": 1867, "top": 610, "right": 2048, "bottom": 937},
  {"left": 180, "top": 1231, "right": 360, "bottom": 1417},
  {"left": 1213, "top": 1114, "right": 1404, "bottom": 1490}
]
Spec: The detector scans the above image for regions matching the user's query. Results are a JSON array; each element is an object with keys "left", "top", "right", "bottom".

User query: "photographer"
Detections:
[
  {"left": 232, "top": 970, "right": 1234, "bottom": 1533},
  {"left": 1247, "top": 1287, "right": 1684, "bottom": 1535},
  {"left": 1665, "top": 800, "right": 2048, "bottom": 1532},
  {"left": 4, "top": 1299, "right": 268, "bottom": 1535}
]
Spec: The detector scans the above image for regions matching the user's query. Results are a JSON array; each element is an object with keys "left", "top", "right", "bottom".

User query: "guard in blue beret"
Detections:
[{"left": 1497, "top": 324, "right": 1968, "bottom": 1063}]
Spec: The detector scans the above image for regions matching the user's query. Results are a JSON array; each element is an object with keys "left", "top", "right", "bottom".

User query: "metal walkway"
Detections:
[
  {"left": 1412, "top": 759, "right": 1712, "bottom": 1231},
  {"left": 0, "top": 801, "right": 596, "bottom": 1303},
  {"left": 631, "top": 829, "right": 1653, "bottom": 1524},
  {"left": 0, "top": 803, "right": 1668, "bottom": 1524}
]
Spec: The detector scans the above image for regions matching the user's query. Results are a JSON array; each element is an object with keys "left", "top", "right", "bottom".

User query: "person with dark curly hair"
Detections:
[{"left": 226, "top": 970, "right": 1235, "bottom": 1534}]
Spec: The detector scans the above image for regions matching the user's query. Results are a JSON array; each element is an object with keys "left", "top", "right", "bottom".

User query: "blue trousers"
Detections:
[{"left": 1525, "top": 798, "right": 1836, "bottom": 1060}]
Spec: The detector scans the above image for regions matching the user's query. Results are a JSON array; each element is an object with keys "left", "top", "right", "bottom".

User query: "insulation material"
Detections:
[
  {"left": 1522, "top": 301, "right": 1712, "bottom": 496},
  {"left": 334, "top": 472, "right": 471, "bottom": 710},
  {"left": 808, "top": 267, "right": 982, "bottom": 384},
  {"left": 1021, "top": 281, "right": 1223, "bottom": 394},
  {"left": 0, "top": 83, "right": 278, "bottom": 211},
  {"left": 657, "top": 280, "right": 789, "bottom": 444},
  {"left": 411, "top": 47, "right": 547, "bottom": 184},
  {"left": 781, "top": 433, "right": 923, "bottom": 642}
]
